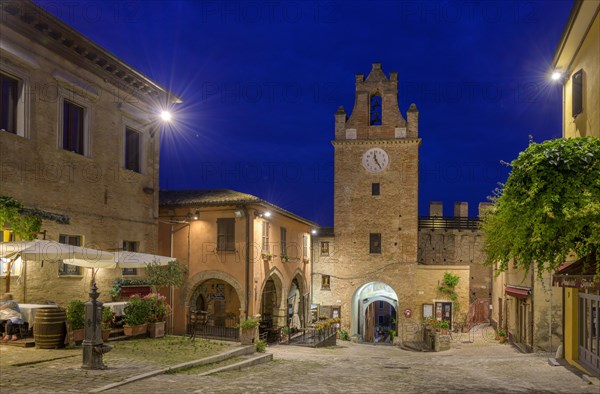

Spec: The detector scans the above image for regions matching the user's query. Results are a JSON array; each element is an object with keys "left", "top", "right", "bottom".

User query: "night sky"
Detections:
[{"left": 38, "top": 0, "right": 572, "bottom": 226}]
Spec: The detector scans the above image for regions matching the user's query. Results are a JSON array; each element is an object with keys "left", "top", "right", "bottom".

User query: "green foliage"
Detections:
[
  {"left": 337, "top": 329, "right": 350, "bottom": 341},
  {"left": 236, "top": 317, "right": 260, "bottom": 329},
  {"left": 438, "top": 272, "right": 460, "bottom": 315},
  {"left": 497, "top": 328, "right": 506, "bottom": 337},
  {"left": 0, "top": 195, "right": 42, "bottom": 240},
  {"left": 102, "top": 306, "right": 114, "bottom": 329},
  {"left": 388, "top": 329, "right": 396, "bottom": 340},
  {"left": 123, "top": 295, "right": 151, "bottom": 326},
  {"left": 66, "top": 300, "right": 86, "bottom": 330},
  {"left": 439, "top": 320, "right": 450, "bottom": 330},
  {"left": 145, "top": 260, "right": 188, "bottom": 290},
  {"left": 144, "top": 293, "right": 171, "bottom": 322},
  {"left": 442, "top": 272, "right": 460, "bottom": 288},
  {"left": 256, "top": 339, "right": 267, "bottom": 353},
  {"left": 483, "top": 137, "right": 600, "bottom": 277}
]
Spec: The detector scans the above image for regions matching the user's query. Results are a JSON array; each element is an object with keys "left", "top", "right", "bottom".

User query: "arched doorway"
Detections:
[
  {"left": 352, "top": 282, "right": 398, "bottom": 343},
  {"left": 189, "top": 278, "right": 241, "bottom": 340},
  {"left": 260, "top": 270, "right": 285, "bottom": 328}
]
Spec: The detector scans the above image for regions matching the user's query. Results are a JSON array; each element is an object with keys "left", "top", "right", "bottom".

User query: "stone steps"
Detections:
[{"left": 90, "top": 345, "right": 269, "bottom": 393}]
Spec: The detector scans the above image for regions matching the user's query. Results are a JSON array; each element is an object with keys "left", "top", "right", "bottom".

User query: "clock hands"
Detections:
[{"left": 373, "top": 152, "right": 382, "bottom": 169}]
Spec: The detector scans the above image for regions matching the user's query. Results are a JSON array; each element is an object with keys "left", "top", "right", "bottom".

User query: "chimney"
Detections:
[
  {"left": 454, "top": 202, "right": 468, "bottom": 218},
  {"left": 478, "top": 202, "right": 493, "bottom": 218},
  {"left": 429, "top": 201, "right": 443, "bottom": 217}
]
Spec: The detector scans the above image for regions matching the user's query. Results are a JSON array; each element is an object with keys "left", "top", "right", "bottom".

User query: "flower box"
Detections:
[
  {"left": 124, "top": 323, "right": 148, "bottom": 336},
  {"left": 120, "top": 285, "right": 152, "bottom": 298}
]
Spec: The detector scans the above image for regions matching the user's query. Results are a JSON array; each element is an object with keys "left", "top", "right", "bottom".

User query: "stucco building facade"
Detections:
[{"left": 158, "top": 190, "right": 314, "bottom": 336}]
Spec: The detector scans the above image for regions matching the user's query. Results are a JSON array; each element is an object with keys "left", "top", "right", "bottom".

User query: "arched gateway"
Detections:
[{"left": 352, "top": 281, "right": 398, "bottom": 343}]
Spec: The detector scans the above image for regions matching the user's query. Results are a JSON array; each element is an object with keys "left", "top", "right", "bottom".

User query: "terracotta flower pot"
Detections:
[
  {"left": 147, "top": 321, "right": 166, "bottom": 338},
  {"left": 72, "top": 328, "right": 84, "bottom": 343},
  {"left": 101, "top": 328, "right": 111, "bottom": 342},
  {"left": 124, "top": 323, "right": 148, "bottom": 336}
]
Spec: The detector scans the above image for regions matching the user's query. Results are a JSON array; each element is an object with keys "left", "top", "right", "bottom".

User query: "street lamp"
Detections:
[{"left": 160, "top": 110, "right": 172, "bottom": 122}]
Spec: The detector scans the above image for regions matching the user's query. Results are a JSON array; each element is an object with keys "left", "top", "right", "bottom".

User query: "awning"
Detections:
[
  {"left": 505, "top": 286, "right": 530, "bottom": 299},
  {"left": 552, "top": 256, "right": 599, "bottom": 290}
]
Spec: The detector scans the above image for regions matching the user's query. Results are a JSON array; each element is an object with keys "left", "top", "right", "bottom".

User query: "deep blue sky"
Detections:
[{"left": 38, "top": 0, "right": 572, "bottom": 226}]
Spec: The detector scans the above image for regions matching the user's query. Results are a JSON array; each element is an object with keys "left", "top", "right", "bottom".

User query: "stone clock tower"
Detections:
[{"left": 327, "top": 63, "right": 421, "bottom": 339}]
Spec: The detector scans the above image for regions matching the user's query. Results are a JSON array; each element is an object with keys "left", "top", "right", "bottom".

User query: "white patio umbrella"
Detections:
[
  {"left": 0, "top": 240, "right": 115, "bottom": 294},
  {"left": 0, "top": 240, "right": 114, "bottom": 263},
  {"left": 63, "top": 250, "right": 173, "bottom": 269}
]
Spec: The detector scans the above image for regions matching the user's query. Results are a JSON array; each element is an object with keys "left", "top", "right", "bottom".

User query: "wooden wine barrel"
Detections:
[{"left": 34, "top": 308, "right": 67, "bottom": 349}]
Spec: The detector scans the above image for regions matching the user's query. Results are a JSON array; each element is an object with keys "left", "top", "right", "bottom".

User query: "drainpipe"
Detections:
[{"left": 243, "top": 205, "right": 250, "bottom": 319}]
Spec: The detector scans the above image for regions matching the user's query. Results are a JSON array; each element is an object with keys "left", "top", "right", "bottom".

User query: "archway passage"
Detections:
[
  {"left": 189, "top": 278, "right": 241, "bottom": 340},
  {"left": 364, "top": 300, "right": 397, "bottom": 343},
  {"left": 352, "top": 281, "right": 398, "bottom": 343}
]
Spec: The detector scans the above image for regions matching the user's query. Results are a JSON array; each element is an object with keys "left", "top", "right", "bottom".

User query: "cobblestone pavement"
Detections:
[
  {"left": 107, "top": 329, "right": 597, "bottom": 394},
  {"left": 1, "top": 328, "right": 597, "bottom": 394}
]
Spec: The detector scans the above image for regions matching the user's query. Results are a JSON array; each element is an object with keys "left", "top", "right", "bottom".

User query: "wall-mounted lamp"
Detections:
[
  {"left": 187, "top": 209, "right": 200, "bottom": 221},
  {"left": 254, "top": 210, "right": 271, "bottom": 218},
  {"left": 234, "top": 209, "right": 244, "bottom": 218},
  {"left": 551, "top": 70, "right": 563, "bottom": 82},
  {"left": 311, "top": 229, "right": 318, "bottom": 235}
]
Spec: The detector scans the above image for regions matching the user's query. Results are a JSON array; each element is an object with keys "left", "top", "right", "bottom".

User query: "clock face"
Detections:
[{"left": 362, "top": 148, "right": 389, "bottom": 172}]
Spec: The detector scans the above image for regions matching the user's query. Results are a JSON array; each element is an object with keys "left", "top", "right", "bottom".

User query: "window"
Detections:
[
  {"left": 379, "top": 301, "right": 384, "bottom": 308},
  {"left": 125, "top": 127, "right": 141, "bottom": 173},
  {"left": 572, "top": 69, "right": 583, "bottom": 118},
  {"left": 122, "top": 240, "right": 138, "bottom": 276},
  {"left": 58, "top": 234, "right": 82, "bottom": 276},
  {"left": 62, "top": 100, "right": 85, "bottom": 155},
  {"left": 320, "top": 241, "right": 329, "bottom": 256},
  {"left": 280, "top": 227, "right": 287, "bottom": 256},
  {"left": 372, "top": 183, "right": 380, "bottom": 196},
  {"left": 370, "top": 95, "right": 382, "bottom": 125},
  {"left": 217, "top": 218, "right": 235, "bottom": 251},
  {"left": 0, "top": 72, "right": 18, "bottom": 133},
  {"left": 369, "top": 233, "right": 381, "bottom": 254},
  {"left": 321, "top": 275, "right": 330, "bottom": 290},
  {"left": 378, "top": 316, "right": 384, "bottom": 325},
  {"left": 0, "top": 67, "right": 27, "bottom": 137},
  {"left": 261, "top": 221, "right": 270, "bottom": 252},
  {"left": 303, "top": 234, "right": 308, "bottom": 259}
]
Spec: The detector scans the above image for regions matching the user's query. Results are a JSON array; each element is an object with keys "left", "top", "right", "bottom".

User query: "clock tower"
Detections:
[{"left": 328, "top": 63, "right": 421, "bottom": 339}]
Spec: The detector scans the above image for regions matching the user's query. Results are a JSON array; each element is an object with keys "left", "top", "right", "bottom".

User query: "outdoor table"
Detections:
[
  {"left": 18, "top": 304, "right": 59, "bottom": 324},
  {"left": 104, "top": 301, "right": 128, "bottom": 317}
]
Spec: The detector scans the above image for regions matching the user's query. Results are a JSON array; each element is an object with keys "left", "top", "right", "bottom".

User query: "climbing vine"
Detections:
[
  {"left": 438, "top": 272, "right": 460, "bottom": 316},
  {"left": 482, "top": 137, "right": 600, "bottom": 278},
  {"left": 0, "top": 195, "right": 42, "bottom": 240}
]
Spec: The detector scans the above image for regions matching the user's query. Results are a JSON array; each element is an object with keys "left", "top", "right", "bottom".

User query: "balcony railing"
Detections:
[{"left": 419, "top": 216, "right": 481, "bottom": 230}]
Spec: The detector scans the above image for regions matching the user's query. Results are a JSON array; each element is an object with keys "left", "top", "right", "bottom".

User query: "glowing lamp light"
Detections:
[
  {"left": 160, "top": 110, "right": 172, "bottom": 122},
  {"left": 551, "top": 71, "right": 562, "bottom": 81},
  {"left": 311, "top": 229, "right": 317, "bottom": 235},
  {"left": 264, "top": 211, "right": 272, "bottom": 218}
]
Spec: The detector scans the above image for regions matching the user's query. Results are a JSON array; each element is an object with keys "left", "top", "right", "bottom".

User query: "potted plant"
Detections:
[
  {"left": 236, "top": 316, "right": 260, "bottom": 345},
  {"left": 144, "top": 293, "right": 170, "bottom": 338},
  {"left": 66, "top": 300, "right": 85, "bottom": 343},
  {"left": 280, "top": 255, "right": 290, "bottom": 263},
  {"left": 439, "top": 320, "right": 450, "bottom": 335},
  {"left": 101, "top": 306, "right": 113, "bottom": 341},
  {"left": 261, "top": 253, "right": 272, "bottom": 262},
  {"left": 123, "top": 295, "right": 150, "bottom": 336},
  {"left": 497, "top": 328, "right": 507, "bottom": 343}
]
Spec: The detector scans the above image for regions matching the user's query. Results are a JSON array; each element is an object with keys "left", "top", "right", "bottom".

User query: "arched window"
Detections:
[{"left": 370, "top": 95, "right": 382, "bottom": 125}]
